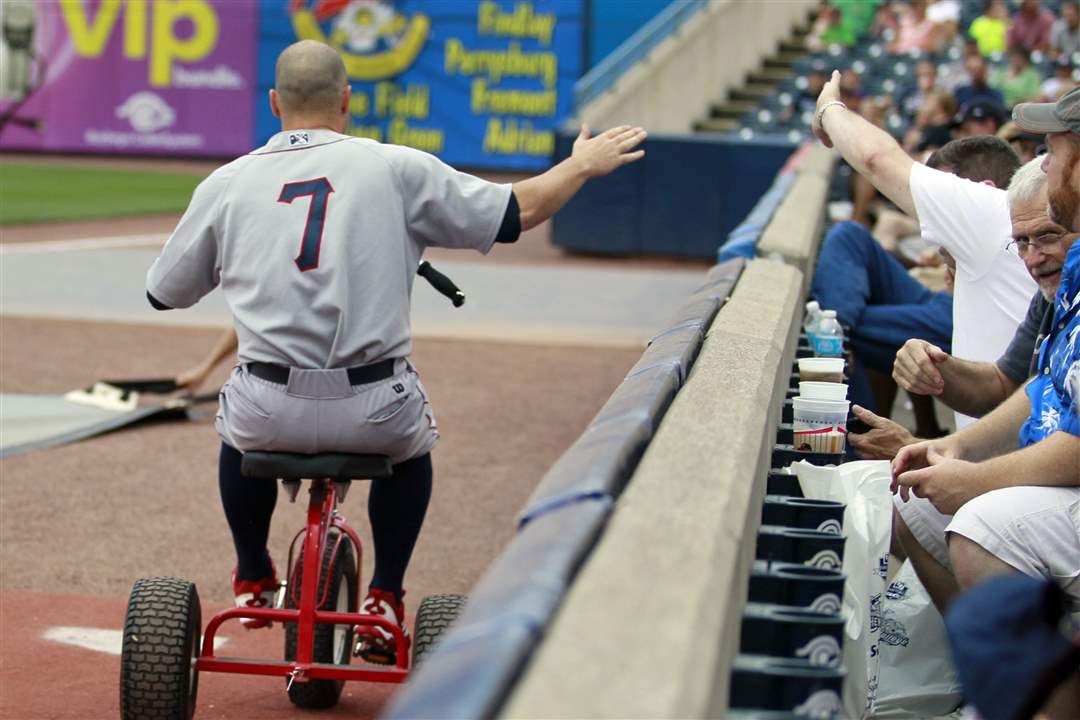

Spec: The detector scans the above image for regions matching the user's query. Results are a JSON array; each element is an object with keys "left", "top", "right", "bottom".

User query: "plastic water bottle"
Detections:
[
  {"left": 803, "top": 301, "right": 822, "bottom": 341},
  {"left": 812, "top": 310, "right": 844, "bottom": 357}
]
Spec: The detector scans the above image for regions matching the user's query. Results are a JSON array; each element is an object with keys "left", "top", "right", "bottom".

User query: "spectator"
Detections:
[
  {"left": 1042, "top": 56, "right": 1078, "bottom": 102},
  {"left": 998, "top": 121, "right": 1045, "bottom": 162},
  {"left": 1014, "top": 87, "right": 1080, "bottom": 231},
  {"left": 968, "top": 0, "right": 1010, "bottom": 56},
  {"left": 807, "top": 2, "right": 856, "bottom": 52},
  {"left": 900, "top": 59, "right": 941, "bottom": 122},
  {"left": 1008, "top": 0, "right": 1055, "bottom": 54},
  {"left": 905, "top": 89, "right": 958, "bottom": 153},
  {"left": 782, "top": 65, "right": 829, "bottom": 123},
  {"left": 938, "top": 37, "right": 982, "bottom": 92},
  {"left": 1049, "top": 0, "right": 1080, "bottom": 60},
  {"left": 850, "top": 159, "right": 1066, "bottom": 458},
  {"left": 813, "top": 73, "right": 1035, "bottom": 430},
  {"left": 871, "top": 0, "right": 901, "bottom": 40},
  {"left": 952, "top": 99, "right": 1008, "bottom": 138},
  {"left": 946, "top": 576, "right": 1080, "bottom": 720},
  {"left": 890, "top": 0, "right": 945, "bottom": 54},
  {"left": 954, "top": 54, "right": 1006, "bottom": 109},
  {"left": 990, "top": 48, "right": 1044, "bottom": 108},
  {"left": 927, "top": 0, "right": 960, "bottom": 44}
]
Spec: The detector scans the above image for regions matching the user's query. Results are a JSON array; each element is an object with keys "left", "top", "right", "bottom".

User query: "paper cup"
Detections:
[
  {"left": 792, "top": 397, "right": 850, "bottom": 454},
  {"left": 798, "top": 357, "right": 845, "bottom": 383},
  {"left": 798, "top": 381, "right": 848, "bottom": 401}
]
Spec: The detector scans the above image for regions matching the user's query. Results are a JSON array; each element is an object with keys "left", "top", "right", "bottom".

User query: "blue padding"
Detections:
[
  {"left": 717, "top": 172, "right": 798, "bottom": 262},
  {"left": 459, "top": 499, "right": 612, "bottom": 627},
  {"left": 518, "top": 412, "right": 653, "bottom": 526},
  {"left": 383, "top": 500, "right": 612, "bottom": 720},
  {"left": 381, "top": 624, "right": 536, "bottom": 720},
  {"left": 632, "top": 323, "right": 704, "bottom": 384}
]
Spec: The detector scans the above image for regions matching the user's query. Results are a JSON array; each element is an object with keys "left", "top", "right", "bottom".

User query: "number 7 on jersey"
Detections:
[{"left": 278, "top": 178, "right": 334, "bottom": 272}]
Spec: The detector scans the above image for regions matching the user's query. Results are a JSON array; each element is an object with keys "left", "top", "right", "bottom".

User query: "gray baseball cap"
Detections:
[{"left": 1012, "top": 86, "right": 1080, "bottom": 134}]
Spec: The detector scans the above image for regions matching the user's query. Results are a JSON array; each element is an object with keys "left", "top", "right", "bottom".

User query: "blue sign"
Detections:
[{"left": 257, "top": 0, "right": 583, "bottom": 170}]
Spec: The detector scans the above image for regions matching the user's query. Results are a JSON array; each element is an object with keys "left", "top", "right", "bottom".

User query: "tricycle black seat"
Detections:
[{"left": 241, "top": 451, "right": 393, "bottom": 481}]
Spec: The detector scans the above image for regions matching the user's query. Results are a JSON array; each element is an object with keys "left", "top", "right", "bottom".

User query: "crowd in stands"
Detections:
[{"left": 804, "top": 5, "right": 1080, "bottom": 710}]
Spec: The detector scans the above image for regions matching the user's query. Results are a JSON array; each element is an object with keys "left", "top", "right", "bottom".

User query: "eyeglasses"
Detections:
[{"left": 1008, "top": 232, "right": 1067, "bottom": 255}]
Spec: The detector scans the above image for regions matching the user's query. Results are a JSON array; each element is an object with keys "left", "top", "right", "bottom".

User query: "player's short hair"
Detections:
[
  {"left": 275, "top": 40, "right": 347, "bottom": 115},
  {"left": 1006, "top": 156, "right": 1048, "bottom": 208},
  {"left": 926, "top": 135, "right": 1020, "bottom": 188}
]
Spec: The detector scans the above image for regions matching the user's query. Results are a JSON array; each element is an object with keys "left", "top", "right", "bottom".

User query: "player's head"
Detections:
[{"left": 270, "top": 40, "right": 350, "bottom": 132}]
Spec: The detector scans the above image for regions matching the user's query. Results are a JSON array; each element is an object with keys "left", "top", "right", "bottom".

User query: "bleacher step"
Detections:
[
  {"left": 729, "top": 84, "right": 778, "bottom": 102},
  {"left": 763, "top": 51, "right": 805, "bottom": 69},
  {"left": 748, "top": 68, "right": 793, "bottom": 84},
  {"left": 710, "top": 100, "right": 757, "bottom": 119},
  {"left": 693, "top": 117, "right": 739, "bottom": 133}
]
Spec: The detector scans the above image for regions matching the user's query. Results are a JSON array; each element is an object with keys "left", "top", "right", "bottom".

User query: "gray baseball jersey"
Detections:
[{"left": 147, "top": 128, "right": 511, "bottom": 368}]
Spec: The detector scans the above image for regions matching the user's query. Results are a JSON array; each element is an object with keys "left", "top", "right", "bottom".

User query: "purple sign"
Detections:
[{"left": 0, "top": 0, "right": 256, "bottom": 157}]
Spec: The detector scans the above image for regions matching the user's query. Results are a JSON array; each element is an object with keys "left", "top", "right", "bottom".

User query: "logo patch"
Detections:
[
  {"left": 289, "top": 131, "right": 310, "bottom": 146},
  {"left": 392, "top": 383, "right": 405, "bottom": 394}
]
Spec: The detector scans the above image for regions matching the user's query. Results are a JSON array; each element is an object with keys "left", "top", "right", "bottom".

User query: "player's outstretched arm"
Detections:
[{"left": 512, "top": 124, "right": 646, "bottom": 231}]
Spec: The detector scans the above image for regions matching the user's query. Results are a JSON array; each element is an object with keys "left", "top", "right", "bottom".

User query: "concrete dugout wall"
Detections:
[
  {"left": 579, "top": 0, "right": 818, "bottom": 135},
  {"left": 501, "top": 146, "right": 834, "bottom": 718}
]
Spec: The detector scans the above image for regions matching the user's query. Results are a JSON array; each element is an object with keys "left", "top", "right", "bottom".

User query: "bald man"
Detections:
[{"left": 146, "top": 40, "right": 646, "bottom": 666}]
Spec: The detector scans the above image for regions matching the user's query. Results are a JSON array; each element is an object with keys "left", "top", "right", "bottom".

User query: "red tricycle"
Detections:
[{"left": 118, "top": 451, "right": 465, "bottom": 719}]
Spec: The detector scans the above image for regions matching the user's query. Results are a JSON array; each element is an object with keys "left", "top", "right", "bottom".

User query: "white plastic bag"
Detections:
[
  {"left": 795, "top": 460, "right": 894, "bottom": 720},
  {"left": 871, "top": 560, "right": 962, "bottom": 718}
]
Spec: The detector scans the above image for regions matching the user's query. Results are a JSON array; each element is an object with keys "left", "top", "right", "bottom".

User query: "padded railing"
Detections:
[{"left": 382, "top": 259, "right": 746, "bottom": 720}]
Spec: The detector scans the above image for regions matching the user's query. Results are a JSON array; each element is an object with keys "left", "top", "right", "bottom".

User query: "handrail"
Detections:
[{"left": 574, "top": 0, "right": 709, "bottom": 111}]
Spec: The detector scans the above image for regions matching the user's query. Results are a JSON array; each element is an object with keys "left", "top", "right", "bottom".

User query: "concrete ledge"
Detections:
[
  {"left": 756, "top": 146, "right": 835, "bottom": 294},
  {"left": 501, "top": 259, "right": 804, "bottom": 719}
]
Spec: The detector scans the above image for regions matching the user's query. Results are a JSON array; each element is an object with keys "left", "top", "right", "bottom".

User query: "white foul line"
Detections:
[
  {"left": 0, "top": 234, "right": 168, "bottom": 255},
  {"left": 42, "top": 626, "right": 227, "bottom": 655}
]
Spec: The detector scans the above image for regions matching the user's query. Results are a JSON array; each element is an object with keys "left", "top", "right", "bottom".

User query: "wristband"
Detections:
[{"left": 815, "top": 100, "right": 847, "bottom": 127}]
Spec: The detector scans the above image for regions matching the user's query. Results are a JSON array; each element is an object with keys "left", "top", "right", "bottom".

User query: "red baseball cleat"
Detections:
[
  {"left": 354, "top": 588, "right": 410, "bottom": 665},
  {"left": 232, "top": 559, "right": 279, "bottom": 630}
]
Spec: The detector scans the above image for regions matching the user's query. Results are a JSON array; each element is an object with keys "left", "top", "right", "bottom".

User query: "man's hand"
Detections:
[
  {"left": 176, "top": 363, "right": 213, "bottom": 394},
  {"left": 893, "top": 446, "right": 984, "bottom": 514},
  {"left": 893, "top": 339, "right": 951, "bottom": 396},
  {"left": 811, "top": 70, "right": 843, "bottom": 148},
  {"left": 891, "top": 437, "right": 959, "bottom": 499},
  {"left": 571, "top": 124, "right": 647, "bottom": 178},
  {"left": 847, "top": 404, "right": 919, "bottom": 460}
]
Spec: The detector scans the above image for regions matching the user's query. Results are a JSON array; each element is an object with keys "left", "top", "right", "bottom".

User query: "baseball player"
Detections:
[{"left": 146, "top": 39, "right": 646, "bottom": 663}]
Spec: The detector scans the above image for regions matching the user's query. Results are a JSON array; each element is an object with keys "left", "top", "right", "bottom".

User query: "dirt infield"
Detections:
[{"left": 0, "top": 316, "right": 641, "bottom": 719}]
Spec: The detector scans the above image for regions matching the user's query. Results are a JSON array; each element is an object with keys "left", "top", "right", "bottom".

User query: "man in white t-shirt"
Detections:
[{"left": 812, "top": 70, "right": 1037, "bottom": 430}]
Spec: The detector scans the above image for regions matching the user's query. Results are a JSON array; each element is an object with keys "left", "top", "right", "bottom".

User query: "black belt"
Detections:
[{"left": 247, "top": 359, "right": 397, "bottom": 386}]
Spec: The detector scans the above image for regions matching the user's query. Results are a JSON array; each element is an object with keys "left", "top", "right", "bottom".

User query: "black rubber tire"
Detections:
[
  {"left": 284, "top": 532, "right": 357, "bottom": 709},
  {"left": 412, "top": 594, "right": 467, "bottom": 668},
  {"left": 119, "top": 577, "right": 201, "bottom": 720}
]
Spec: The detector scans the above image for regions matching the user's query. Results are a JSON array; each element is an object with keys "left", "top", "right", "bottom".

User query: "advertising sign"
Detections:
[
  {"left": 0, "top": 0, "right": 257, "bottom": 156},
  {"left": 257, "top": 0, "right": 583, "bottom": 170}
]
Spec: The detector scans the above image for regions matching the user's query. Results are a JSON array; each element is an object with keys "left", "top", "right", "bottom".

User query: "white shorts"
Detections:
[
  {"left": 216, "top": 359, "right": 438, "bottom": 465},
  {"left": 895, "top": 486, "right": 1080, "bottom": 608}
]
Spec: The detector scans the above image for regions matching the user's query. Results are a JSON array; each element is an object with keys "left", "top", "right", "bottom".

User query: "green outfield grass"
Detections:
[{"left": 0, "top": 163, "right": 206, "bottom": 225}]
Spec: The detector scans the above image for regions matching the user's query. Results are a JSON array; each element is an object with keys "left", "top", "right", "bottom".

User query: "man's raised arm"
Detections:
[{"left": 812, "top": 70, "right": 917, "bottom": 218}]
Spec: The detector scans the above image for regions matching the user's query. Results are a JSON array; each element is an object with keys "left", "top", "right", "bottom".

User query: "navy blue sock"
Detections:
[
  {"left": 368, "top": 453, "right": 433, "bottom": 601},
  {"left": 219, "top": 442, "right": 277, "bottom": 581}
]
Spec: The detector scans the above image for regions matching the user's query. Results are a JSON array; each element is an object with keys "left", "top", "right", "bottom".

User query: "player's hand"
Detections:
[
  {"left": 890, "top": 437, "right": 957, "bottom": 500},
  {"left": 811, "top": 70, "right": 843, "bottom": 148},
  {"left": 893, "top": 447, "right": 983, "bottom": 514},
  {"left": 571, "top": 124, "right": 647, "bottom": 178},
  {"left": 892, "top": 339, "right": 950, "bottom": 396},
  {"left": 847, "top": 404, "right": 918, "bottom": 460}
]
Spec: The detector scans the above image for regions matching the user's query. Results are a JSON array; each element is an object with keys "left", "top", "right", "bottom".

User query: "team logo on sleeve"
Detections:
[{"left": 287, "top": 0, "right": 429, "bottom": 80}]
